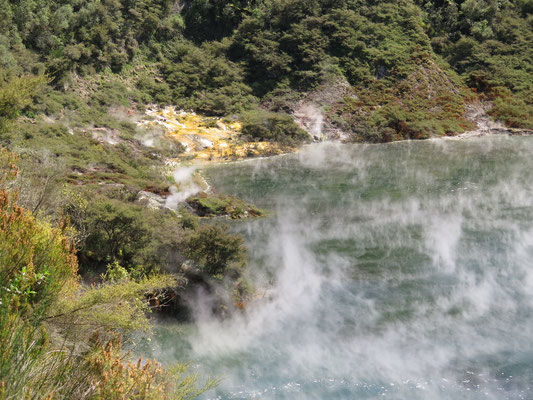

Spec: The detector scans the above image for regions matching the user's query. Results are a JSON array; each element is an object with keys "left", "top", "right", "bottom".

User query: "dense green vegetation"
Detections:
[
  {"left": 241, "top": 109, "right": 311, "bottom": 143},
  {"left": 1, "top": 0, "right": 531, "bottom": 142},
  {"left": 0, "top": 0, "right": 531, "bottom": 397},
  {"left": 0, "top": 149, "right": 215, "bottom": 399},
  {"left": 416, "top": 0, "right": 533, "bottom": 128},
  {"left": 1, "top": 0, "right": 530, "bottom": 146},
  {"left": 187, "top": 192, "right": 264, "bottom": 219}
]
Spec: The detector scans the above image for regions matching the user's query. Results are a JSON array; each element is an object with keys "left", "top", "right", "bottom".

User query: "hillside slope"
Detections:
[{"left": 1, "top": 0, "right": 531, "bottom": 146}]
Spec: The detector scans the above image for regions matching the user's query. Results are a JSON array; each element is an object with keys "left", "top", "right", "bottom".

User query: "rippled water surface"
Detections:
[{"left": 146, "top": 137, "right": 533, "bottom": 399}]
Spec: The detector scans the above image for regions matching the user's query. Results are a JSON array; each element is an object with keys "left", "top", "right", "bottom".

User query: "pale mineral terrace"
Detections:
[{"left": 139, "top": 106, "right": 290, "bottom": 164}]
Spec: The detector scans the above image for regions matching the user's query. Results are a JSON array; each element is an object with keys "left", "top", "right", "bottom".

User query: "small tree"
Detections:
[
  {"left": 70, "top": 198, "right": 150, "bottom": 271},
  {"left": 184, "top": 225, "right": 246, "bottom": 278},
  {"left": 0, "top": 72, "right": 45, "bottom": 135}
]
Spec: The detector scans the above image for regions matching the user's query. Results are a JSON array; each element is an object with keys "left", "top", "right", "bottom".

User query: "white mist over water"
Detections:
[{"left": 148, "top": 137, "right": 533, "bottom": 399}]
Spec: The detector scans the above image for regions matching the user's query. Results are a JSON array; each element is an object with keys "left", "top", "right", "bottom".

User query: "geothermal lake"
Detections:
[{"left": 146, "top": 136, "right": 533, "bottom": 399}]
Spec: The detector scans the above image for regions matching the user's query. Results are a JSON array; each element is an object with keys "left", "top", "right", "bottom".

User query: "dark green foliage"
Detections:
[
  {"left": 223, "top": 0, "right": 475, "bottom": 140},
  {"left": 1, "top": 0, "right": 530, "bottom": 135},
  {"left": 230, "top": 0, "right": 431, "bottom": 95},
  {"left": 90, "top": 80, "right": 134, "bottom": 108},
  {"left": 77, "top": 198, "right": 151, "bottom": 270},
  {"left": 182, "top": 0, "right": 258, "bottom": 42},
  {"left": 64, "top": 194, "right": 189, "bottom": 275},
  {"left": 184, "top": 225, "right": 246, "bottom": 278},
  {"left": 241, "top": 109, "right": 310, "bottom": 144},
  {"left": 187, "top": 193, "right": 264, "bottom": 219},
  {"left": 0, "top": 0, "right": 184, "bottom": 77},
  {"left": 159, "top": 40, "right": 258, "bottom": 115},
  {"left": 62, "top": 189, "right": 252, "bottom": 283},
  {"left": 136, "top": 74, "right": 173, "bottom": 104},
  {"left": 416, "top": 0, "right": 533, "bottom": 128}
]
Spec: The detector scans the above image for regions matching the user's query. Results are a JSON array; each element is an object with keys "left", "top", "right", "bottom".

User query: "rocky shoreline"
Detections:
[{"left": 444, "top": 101, "right": 533, "bottom": 139}]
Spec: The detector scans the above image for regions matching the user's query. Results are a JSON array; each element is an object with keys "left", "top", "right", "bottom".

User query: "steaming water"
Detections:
[{"left": 146, "top": 136, "right": 533, "bottom": 399}]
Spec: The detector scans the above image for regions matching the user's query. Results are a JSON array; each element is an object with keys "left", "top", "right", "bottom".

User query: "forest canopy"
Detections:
[{"left": 0, "top": 0, "right": 530, "bottom": 137}]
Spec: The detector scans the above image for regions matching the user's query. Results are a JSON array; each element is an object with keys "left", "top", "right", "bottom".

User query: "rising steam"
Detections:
[
  {"left": 164, "top": 166, "right": 201, "bottom": 210},
  {"left": 149, "top": 136, "right": 533, "bottom": 400}
]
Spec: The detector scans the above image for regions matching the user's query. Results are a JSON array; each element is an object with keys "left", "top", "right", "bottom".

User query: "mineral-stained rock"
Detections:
[{"left": 135, "top": 190, "right": 166, "bottom": 209}]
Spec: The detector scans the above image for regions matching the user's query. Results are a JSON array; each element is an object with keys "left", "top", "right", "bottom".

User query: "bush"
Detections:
[
  {"left": 76, "top": 198, "right": 151, "bottom": 271},
  {"left": 186, "top": 193, "right": 264, "bottom": 219},
  {"left": 184, "top": 225, "right": 246, "bottom": 278},
  {"left": 85, "top": 334, "right": 216, "bottom": 400},
  {"left": 241, "top": 109, "right": 310, "bottom": 144},
  {"left": 0, "top": 180, "right": 78, "bottom": 318},
  {"left": 0, "top": 149, "right": 213, "bottom": 399},
  {"left": 0, "top": 72, "right": 45, "bottom": 135},
  {"left": 0, "top": 148, "right": 78, "bottom": 397},
  {"left": 489, "top": 88, "right": 533, "bottom": 129}
]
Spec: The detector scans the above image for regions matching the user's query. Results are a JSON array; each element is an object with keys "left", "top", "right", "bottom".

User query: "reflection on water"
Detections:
[{"left": 145, "top": 136, "right": 533, "bottom": 399}]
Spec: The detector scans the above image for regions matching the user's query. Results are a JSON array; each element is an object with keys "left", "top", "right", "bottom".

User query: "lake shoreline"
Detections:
[{"left": 189, "top": 126, "right": 533, "bottom": 170}]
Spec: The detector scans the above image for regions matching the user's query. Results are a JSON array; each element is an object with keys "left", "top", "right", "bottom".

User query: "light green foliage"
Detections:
[
  {"left": 14, "top": 149, "right": 68, "bottom": 219},
  {"left": 0, "top": 149, "right": 78, "bottom": 398},
  {"left": 335, "top": 59, "right": 474, "bottom": 142},
  {"left": 103, "top": 260, "right": 130, "bottom": 282},
  {"left": 0, "top": 181, "right": 78, "bottom": 319},
  {"left": 0, "top": 72, "right": 45, "bottom": 135},
  {"left": 54, "top": 273, "right": 181, "bottom": 332},
  {"left": 489, "top": 87, "right": 533, "bottom": 128},
  {"left": 10, "top": 98, "right": 175, "bottom": 192}
]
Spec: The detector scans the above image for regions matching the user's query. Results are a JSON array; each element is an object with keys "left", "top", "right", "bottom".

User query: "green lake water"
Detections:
[{"left": 145, "top": 136, "right": 533, "bottom": 399}]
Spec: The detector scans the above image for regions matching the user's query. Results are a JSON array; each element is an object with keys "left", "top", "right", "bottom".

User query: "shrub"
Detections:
[
  {"left": 160, "top": 40, "right": 257, "bottom": 115},
  {"left": 103, "top": 261, "right": 130, "bottom": 282},
  {"left": 184, "top": 225, "right": 246, "bottom": 278},
  {"left": 0, "top": 72, "right": 45, "bottom": 136},
  {"left": 0, "top": 148, "right": 78, "bottom": 397},
  {"left": 78, "top": 199, "right": 151, "bottom": 271},
  {"left": 86, "top": 334, "right": 216, "bottom": 400},
  {"left": 186, "top": 193, "right": 264, "bottom": 219},
  {"left": 241, "top": 109, "right": 310, "bottom": 144},
  {"left": 64, "top": 194, "right": 196, "bottom": 276},
  {"left": 0, "top": 149, "right": 213, "bottom": 399},
  {"left": 489, "top": 87, "right": 533, "bottom": 129}
]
